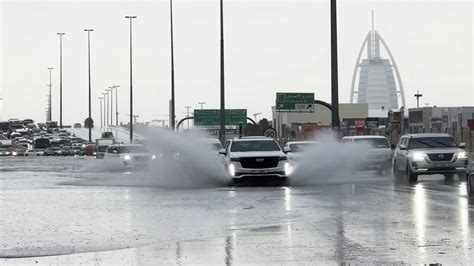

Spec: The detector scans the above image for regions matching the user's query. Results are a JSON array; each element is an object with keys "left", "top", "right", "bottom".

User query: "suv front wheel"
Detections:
[{"left": 406, "top": 163, "right": 418, "bottom": 183}]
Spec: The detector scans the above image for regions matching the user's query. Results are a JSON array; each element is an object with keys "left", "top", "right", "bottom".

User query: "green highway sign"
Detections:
[
  {"left": 276, "top": 92, "right": 314, "bottom": 110},
  {"left": 194, "top": 109, "right": 247, "bottom": 126}
]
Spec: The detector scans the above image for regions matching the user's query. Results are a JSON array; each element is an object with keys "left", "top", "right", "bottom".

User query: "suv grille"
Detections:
[
  {"left": 240, "top": 157, "right": 279, "bottom": 169},
  {"left": 427, "top": 153, "right": 453, "bottom": 162}
]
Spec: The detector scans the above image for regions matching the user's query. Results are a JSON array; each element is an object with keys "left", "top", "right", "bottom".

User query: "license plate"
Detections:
[{"left": 251, "top": 170, "right": 269, "bottom": 174}]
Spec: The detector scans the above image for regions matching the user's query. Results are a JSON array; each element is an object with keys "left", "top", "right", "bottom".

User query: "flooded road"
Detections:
[{"left": 1, "top": 157, "right": 473, "bottom": 264}]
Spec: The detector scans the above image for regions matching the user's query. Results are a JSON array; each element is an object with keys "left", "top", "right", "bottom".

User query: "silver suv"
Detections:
[
  {"left": 219, "top": 137, "right": 290, "bottom": 183},
  {"left": 393, "top": 133, "right": 468, "bottom": 182}
]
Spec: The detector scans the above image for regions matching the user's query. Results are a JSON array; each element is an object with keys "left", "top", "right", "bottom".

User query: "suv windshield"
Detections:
[
  {"left": 408, "top": 137, "right": 458, "bottom": 149},
  {"left": 231, "top": 140, "right": 281, "bottom": 152},
  {"left": 119, "top": 145, "right": 148, "bottom": 153},
  {"left": 354, "top": 138, "right": 390, "bottom": 148}
]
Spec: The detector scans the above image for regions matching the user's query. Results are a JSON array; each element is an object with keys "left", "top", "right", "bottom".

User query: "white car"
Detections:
[
  {"left": 342, "top": 135, "right": 394, "bottom": 175},
  {"left": 283, "top": 141, "right": 319, "bottom": 161},
  {"left": 219, "top": 137, "right": 291, "bottom": 183},
  {"left": 24, "top": 149, "right": 45, "bottom": 156},
  {"left": 103, "top": 144, "right": 156, "bottom": 169}
]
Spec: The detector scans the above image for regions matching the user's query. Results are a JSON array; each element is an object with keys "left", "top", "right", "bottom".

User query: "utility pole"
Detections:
[
  {"left": 102, "top": 92, "right": 107, "bottom": 129},
  {"left": 414, "top": 90, "right": 423, "bottom": 108},
  {"left": 113, "top": 85, "right": 120, "bottom": 126},
  {"left": 185, "top": 106, "right": 191, "bottom": 129},
  {"left": 57, "top": 32, "right": 65, "bottom": 128},
  {"left": 47, "top": 67, "right": 54, "bottom": 122},
  {"left": 108, "top": 86, "right": 114, "bottom": 126},
  {"left": 330, "top": 0, "right": 340, "bottom": 130},
  {"left": 198, "top": 102, "right": 205, "bottom": 110},
  {"left": 105, "top": 89, "right": 111, "bottom": 127}
]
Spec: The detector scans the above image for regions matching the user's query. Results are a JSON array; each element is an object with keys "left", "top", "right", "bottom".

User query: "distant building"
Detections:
[
  {"left": 350, "top": 12, "right": 406, "bottom": 118},
  {"left": 408, "top": 106, "right": 474, "bottom": 132}
]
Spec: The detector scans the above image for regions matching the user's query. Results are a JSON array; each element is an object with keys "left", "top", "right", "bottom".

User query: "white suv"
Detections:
[
  {"left": 393, "top": 133, "right": 468, "bottom": 182},
  {"left": 104, "top": 144, "right": 156, "bottom": 169},
  {"left": 219, "top": 137, "right": 291, "bottom": 183}
]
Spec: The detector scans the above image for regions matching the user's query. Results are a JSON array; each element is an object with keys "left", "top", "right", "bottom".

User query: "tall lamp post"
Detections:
[
  {"left": 169, "top": 0, "right": 176, "bottom": 130},
  {"left": 98, "top": 97, "right": 103, "bottom": 128},
  {"left": 57, "top": 32, "right": 65, "bottom": 128},
  {"left": 47, "top": 67, "right": 54, "bottom": 122},
  {"left": 113, "top": 85, "right": 120, "bottom": 126},
  {"left": 185, "top": 106, "right": 191, "bottom": 129},
  {"left": 84, "top": 29, "right": 94, "bottom": 142},
  {"left": 125, "top": 16, "right": 137, "bottom": 143},
  {"left": 108, "top": 86, "right": 114, "bottom": 126},
  {"left": 102, "top": 92, "right": 108, "bottom": 128},
  {"left": 106, "top": 88, "right": 112, "bottom": 127},
  {"left": 219, "top": 0, "right": 226, "bottom": 144},
  {"left": 330, "top": 0, "right": 340, "bottom": 130}
]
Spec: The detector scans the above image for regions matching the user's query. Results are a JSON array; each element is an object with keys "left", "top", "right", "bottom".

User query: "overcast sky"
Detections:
[{"left": 1, "top": 0, "right": 472, "bottom": 125}]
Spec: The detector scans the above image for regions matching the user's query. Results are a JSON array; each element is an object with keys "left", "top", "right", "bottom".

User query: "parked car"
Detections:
[
  {"left": 219, "top": 137, "right": 290, "bottom": 183},
  {"left": 24, "top": 149, "right": 45, "bottom": 156},
  {"left": 342, "top": 136, "right": 394, "bottom": 175},
  {"left": 393, "top": 133, "right": 468, "bottom": 182}
]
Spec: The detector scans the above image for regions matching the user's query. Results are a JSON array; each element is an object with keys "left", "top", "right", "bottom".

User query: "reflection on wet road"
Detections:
[{"left": 0, "top": 157, "right": 473, "bottom": 264}]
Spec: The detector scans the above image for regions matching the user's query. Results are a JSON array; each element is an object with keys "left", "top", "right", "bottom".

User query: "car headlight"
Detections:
[
  {"left": 412, "top": 152, "right": 425, "bottom": 161},
  {"left": 12, "top": 151, "right": 17, "bottom": 156},
  {"left": 151, "top": 155, "right": 156, "bottom": 160},
  {"left": 458, "top": 151, "right": 468, "bottom": 159},
  {"left": 284, "top": 162, "right": 292, "bottom": 176},
  {"left": 228, "top": 163, "right": 235, "bottom": 177},
  {"left": 124, "top": 155, "right": 132, "bottom": 161}
]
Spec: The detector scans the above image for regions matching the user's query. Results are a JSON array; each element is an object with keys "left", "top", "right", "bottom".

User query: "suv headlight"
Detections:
[
  {"left": 279, "top": 156, "right": 288, "bottom": 161},
  {"left": 458, "top": 151, "right": 468, "bottom": 159},
  {"left": 124, "top": 155, "right": 132, "bottom": 161},
  {"left": 151, "top": 155, "right": 157, "bottom": 160},
  {"left": 284, "top": 162, "right": 292, "bottom": 176},
  {"left": 412, "top": 152, "right": 425, "bottom": 161},
  {"left": 228, "top": 163, "right": 236, "bottom": 176}
]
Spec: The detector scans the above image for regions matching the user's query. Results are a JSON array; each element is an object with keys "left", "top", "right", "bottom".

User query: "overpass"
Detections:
[{"left": 65, "top": 126, "right": 143, "bottom": 144}]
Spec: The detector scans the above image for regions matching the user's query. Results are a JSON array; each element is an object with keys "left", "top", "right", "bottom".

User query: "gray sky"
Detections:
[{"left": 1, "top": 0, "right": 473, "bottom": 124}]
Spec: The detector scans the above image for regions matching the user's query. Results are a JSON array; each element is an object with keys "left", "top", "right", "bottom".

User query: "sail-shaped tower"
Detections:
[{"left": 350, "top": 12, "right": 406, "bottom": 117}]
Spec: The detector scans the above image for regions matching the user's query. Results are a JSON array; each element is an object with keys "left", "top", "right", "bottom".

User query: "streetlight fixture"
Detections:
[
  {"left": 57, "top": 32, "right": 65, "bottom": 128},
  {"left": 169, "top": 0, "right": 176, "bottom": 130},
  {"left": 98, "top": 97, "right": 103, "bottom": 128},
  {"left": 125, "top": 15, "right": 137, "bottom": 143},
  {"left": 47, "top": 67, "right": 54, "bottom": 122},
  {"left": 198, "top": 102, "right": 205, "bottom": 109},
  {"left": 84, "top": 28, "right": 94, "bottom": 142}
]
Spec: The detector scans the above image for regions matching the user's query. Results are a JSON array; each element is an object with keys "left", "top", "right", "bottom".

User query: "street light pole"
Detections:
[
  {"left": 198, "top": 102, "right": 205, "bottom": 110},
  {"left": 185, "top": 106, "right": 191, "bottom": 129},
  {"left": 57, "top": 33, "right": 65, "bottom": 128},
  {"left": 219, "top": 0, "right": 226, "bottom": 144},
  {"left": 108, "top": 86, "right": 114, "bottom": 126},
  {"left": 125, "top": 16, "right": 137, "bottom": 143},
  {"left": 414, "top": 90, "right": 423, "bottom": 108},
  {"left": 102, "top": 92, "right": 107, "bottom": 129},
  {"left": 84, "top": 29, "right": 94, "bottom": 142},
  {"left": 47, "top": 67, "right": 54, "bottom": 122},
  {"left": 113, "top": 85, "right": 120, "bottom": 126},
  {"left": 330, "top": 0, "right": 340, "bottom": 130},
  {"left": 169, "top": 0, "right": 176, "bottom": 130},
  {"left": 105, "top": 89, "right": 111, "bottom": 127},
  {"left": 98, "top": 97, "right": 103, "bottom": 128}
]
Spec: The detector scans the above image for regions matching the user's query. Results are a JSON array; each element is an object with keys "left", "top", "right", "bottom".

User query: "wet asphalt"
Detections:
[{"left": 0, "top": 156, "right": 473, "bottom": 264}]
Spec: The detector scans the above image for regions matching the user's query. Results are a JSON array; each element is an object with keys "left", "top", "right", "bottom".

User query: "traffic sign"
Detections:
[
  {"left": 276, "top": 92, "right": 314, "bottom": 110},
  {"left": 194, "top": 109, "right": 247, "bottom": 126},
  {"left": 263, "top": 127, "right": 277, "bottom": 139}
]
